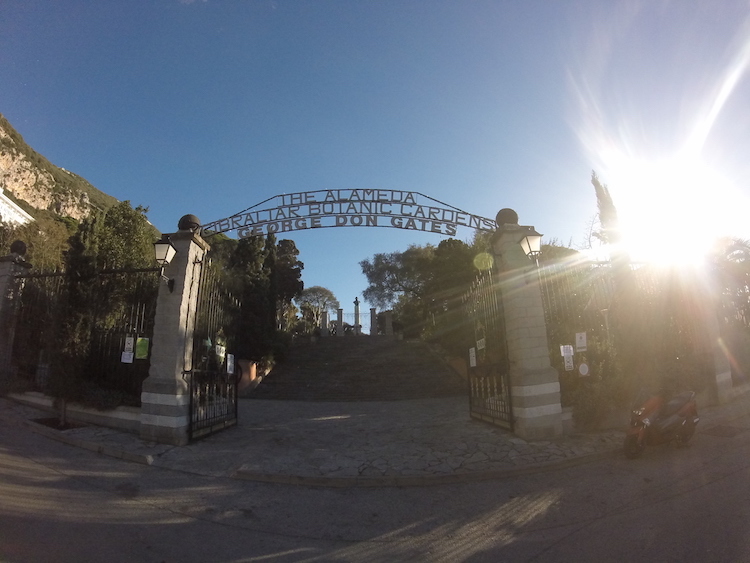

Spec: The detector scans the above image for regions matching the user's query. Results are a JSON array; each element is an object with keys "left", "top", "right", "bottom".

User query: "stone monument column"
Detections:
[
  {"left": 353, "top": 297, "right": 361, "bottom": 335},
  {"left": 140, "top": 216, "right": 209, "bottom": 446},
  {"left": 491, "top": 209, "right": 563, "bottom": 440},
  {"left": 336, "top": 308, "right": 344, "bottom": 337},
  {"left": 384, "top": 310, "right": 394, "bottom": 337},
  {"left": 320, "top": 311, "right": 329, "bottom": 337},
  {"left": 370, "top": 307, "right": 377, "bottom": 336}
]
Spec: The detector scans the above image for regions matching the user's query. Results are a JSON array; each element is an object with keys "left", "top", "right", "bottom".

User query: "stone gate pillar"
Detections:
[
  {"left": 492, "top": 210, "right": 563, "bottom": 440},
  {"left": 0, "top": 241, "right": 31, "bottom": 383},
  {"left": 370, "top": 308, "right": 377, "bottom": 336},
  {"left": 140, "top": 216, "right": 209, "bottom": 446},
  {"left": 320, "top": 311, "right": 329, "bottom": 337}
]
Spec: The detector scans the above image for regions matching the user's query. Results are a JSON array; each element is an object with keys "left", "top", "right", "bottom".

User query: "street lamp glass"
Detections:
[
  {"left": 153, "top": 236, "right": 177, "bottom": 267},
  {"left": 519, "top": 230, "right": 542, "bottom": 258}
]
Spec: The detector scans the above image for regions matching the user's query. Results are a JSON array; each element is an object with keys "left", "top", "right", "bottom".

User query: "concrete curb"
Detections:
[{"left": 19, "top": 417, "right": 156, "bottom": 466}]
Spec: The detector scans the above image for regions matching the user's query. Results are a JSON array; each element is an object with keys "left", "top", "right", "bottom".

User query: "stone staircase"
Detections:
[{"left": 245, "top": 337, "right": 466, "bottom": 401}]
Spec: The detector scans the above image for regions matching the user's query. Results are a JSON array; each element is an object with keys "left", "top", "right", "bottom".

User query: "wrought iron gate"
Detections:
[
  {"left": 186, "top": 258, "right": 240, "bottom": 441},
  {"left": 463, "top": 269, "right": 513, "bottom": 430}
]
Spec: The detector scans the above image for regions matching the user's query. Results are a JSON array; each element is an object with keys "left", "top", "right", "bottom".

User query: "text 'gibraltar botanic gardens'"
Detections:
[{"left": 202, "top": 189, "right": 497, "bottom": 237}]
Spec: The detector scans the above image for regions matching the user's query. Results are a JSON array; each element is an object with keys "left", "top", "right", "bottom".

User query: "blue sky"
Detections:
[{"left": 2, "top": 0, "right": 750, "bottom": 312}]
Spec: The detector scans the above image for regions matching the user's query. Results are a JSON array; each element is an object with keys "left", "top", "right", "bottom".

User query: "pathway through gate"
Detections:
[{"left": 199, "top": 198, "right": 521, "bottom": 435}]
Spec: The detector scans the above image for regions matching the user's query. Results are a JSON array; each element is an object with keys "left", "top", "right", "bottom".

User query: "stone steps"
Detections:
[{"left": 246, "top": 337, "right": 466, "bottom": 401}]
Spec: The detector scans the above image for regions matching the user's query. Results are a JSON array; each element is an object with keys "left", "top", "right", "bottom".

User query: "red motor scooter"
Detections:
[{"left": 624, "top": 388, "right": 700, "bottom": 459}]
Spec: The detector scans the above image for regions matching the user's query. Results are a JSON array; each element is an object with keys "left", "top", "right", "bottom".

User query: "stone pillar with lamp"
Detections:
[
  {"left": 491, "top": 208, "right": 564, "bottom": 440},
  {"left": 140, "top": 214, "right": 209, "bottom": 446}
]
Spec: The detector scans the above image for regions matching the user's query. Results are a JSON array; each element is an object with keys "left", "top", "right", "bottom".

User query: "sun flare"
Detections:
[
  {"left": 571, "top": 10, "right": 750, "bottom": 267},
  {"left": 600, "top": 154, "right": 742, "bottom": 266}
]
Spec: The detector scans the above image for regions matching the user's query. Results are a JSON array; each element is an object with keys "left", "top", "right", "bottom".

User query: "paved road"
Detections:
[
  {"left": 3, "top": 396, "right": 750, "bottom": 561},
  {"left": 5, "top": 395, "right": 624, "bottom": 484}
]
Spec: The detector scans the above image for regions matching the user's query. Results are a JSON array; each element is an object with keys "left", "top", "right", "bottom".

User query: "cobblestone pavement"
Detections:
[{"left": 3, "top": 393, "right": 748, "bottom": 487}]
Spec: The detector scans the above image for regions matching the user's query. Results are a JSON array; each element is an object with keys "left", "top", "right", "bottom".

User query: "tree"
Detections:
[
  {"left": 275, "top": 239, "right": 304, "bottom": 304},
  {"left": 46, "top": 202, "right": 157, "bottom": 417},
  {"left": 710, "top": 238, "right": 750, "bottom": 384},
  {"left": 360, "top": 239, "right": 483, "bottom": 341},
  {"left": 360, "top": 245, "right": 435, "bottom": 309},
  {"left": 228, "top": 236, "right": 266, "bottom": 278},
  {"left": 0, "top": 212, "right": 75, "bottom": 270},
  {"left": 425, "top": 239, "right": 476, "bottom": 301},
  {"left": 227, "top": 236, "right": 271, "bottom": 361},
  {"left": 712, "top": 238, "right": 750, "bottom": 328},
  {"left": 539, "top": 239, "right": 581, "bottom": 264},
  {"left": 591, "top": 171, "right": 622, "bottom": 247},
  {"left": 203, "top": 232, "right": 237, "bottom": 271},
  {"left": 48, "top": 215, "right": 100, "bottom": 415},
  {"left": 263, "top": 233, "right": 278, "bottom": 336},
  {"left": 274, "top": 239, "right": 304, "bottom": 329},
  {"left": 95, "top": 201, "right": 155, "bottom": 269},
  {"left": 226, "top": 235, "right": 304, "bottom": 362},
  {"left": 295, "top": 286, "right": 340, "bottom": 331}
]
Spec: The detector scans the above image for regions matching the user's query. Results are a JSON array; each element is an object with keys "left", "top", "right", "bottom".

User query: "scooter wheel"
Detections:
[{"left": 624, "top": 435, "right": 644, "bottom": 458}]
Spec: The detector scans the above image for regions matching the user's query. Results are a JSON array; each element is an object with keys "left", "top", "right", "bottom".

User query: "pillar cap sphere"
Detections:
[
  {"left": 9, "top": 240, "right": 27, "bottom": 256},
  {"left": 178, "top": 214, "right": 201, "bottom": 231},
  {"left": 495, "top": 208, "right": 519, "bottom": 227}
]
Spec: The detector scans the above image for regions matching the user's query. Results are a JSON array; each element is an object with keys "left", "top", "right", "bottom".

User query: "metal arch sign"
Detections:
[{"left": 202, "top": 189, "right": 497, "bottom": 238}]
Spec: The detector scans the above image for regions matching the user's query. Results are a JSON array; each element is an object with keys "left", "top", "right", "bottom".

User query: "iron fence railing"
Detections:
[
  {"left": 324, "top": 312, "right": 371, "bottom": 336},
  {"left": 84, "top": 268, "right": 160, "bottom": 401},
  {"left": 538, "top": 261, "right": 720, "bottom": 400},
  {"left": 11, "top": 270, "right": 65, "bottom": 389},
  {"left": 12, "top": 267, "right": 159, "bottom": 403}
]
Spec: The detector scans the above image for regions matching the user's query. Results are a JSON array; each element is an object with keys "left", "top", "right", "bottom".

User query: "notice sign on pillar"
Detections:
[
  {"left": 121, "top": 336, "right": 135, "bottom": 364},
  {"left": 469, "top": 347, "right": 477, "bottom": 368},
  {"left": 560, "top": 344, "right": 574, "bottom": 372},
  {"left": 135, "top": 337, "right": 149, "bottom": 360},
  {"left": 575, "top": 332, "right": 587, "bottom": 352},
  {"left": 563, "top": 354, "right": 574, "bottom": 371}
]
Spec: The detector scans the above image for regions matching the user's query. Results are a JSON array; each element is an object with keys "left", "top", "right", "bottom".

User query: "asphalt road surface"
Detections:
[{"left": 2, "top": 412, "right": 750, "bottom": 562}]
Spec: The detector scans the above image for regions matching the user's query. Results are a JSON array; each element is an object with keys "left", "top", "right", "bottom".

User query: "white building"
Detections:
[{"left": 0, "top": 187, "right": 33, "bottom": 226}]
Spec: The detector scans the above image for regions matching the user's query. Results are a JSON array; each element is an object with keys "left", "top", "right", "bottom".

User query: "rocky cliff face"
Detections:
[{"left": 0, "top": 113, "right": 116, "bottom": 221}]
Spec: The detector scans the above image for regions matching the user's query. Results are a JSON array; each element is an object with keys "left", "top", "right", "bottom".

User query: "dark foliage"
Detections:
[{"left": 225, "top": 235, "right": 304, "bottom": 364}]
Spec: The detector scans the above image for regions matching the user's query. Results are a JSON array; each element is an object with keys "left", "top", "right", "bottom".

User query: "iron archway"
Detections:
[{"left": 201, "top": 189, "right": 497, "bottom": 238}]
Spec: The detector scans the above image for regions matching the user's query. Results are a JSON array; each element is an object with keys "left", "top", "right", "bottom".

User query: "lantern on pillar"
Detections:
[
  {"left": 519, "top": 227, "right": 543, "bottom": 263},
  {"left": 153, "top": 235, "right": 178, "bottom": 292}
]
